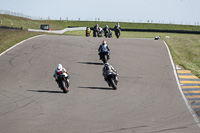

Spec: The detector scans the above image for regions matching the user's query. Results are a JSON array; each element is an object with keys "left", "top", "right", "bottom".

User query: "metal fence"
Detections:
[{"left": 0, "top": 9, "right": 40, "bottom": 20}]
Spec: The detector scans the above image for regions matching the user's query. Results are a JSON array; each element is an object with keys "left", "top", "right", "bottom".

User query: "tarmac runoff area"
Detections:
[{"left": 0, "top": 35, "right": 200, "bottom": 133}]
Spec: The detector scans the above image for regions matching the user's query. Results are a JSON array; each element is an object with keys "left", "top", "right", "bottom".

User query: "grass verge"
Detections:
[{"left": 0, "top": 29, "right": 42, "bottom": 54}]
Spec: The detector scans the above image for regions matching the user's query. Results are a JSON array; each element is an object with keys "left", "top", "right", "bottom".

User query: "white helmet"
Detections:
[{"left": 57, "top": 64, "right": 63, "bottom": 71}]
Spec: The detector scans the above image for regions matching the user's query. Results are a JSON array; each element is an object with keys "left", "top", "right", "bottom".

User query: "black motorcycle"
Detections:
[
  {"left": 106, "top": 73, "right": 118, "bottom": 90},
  {"left": 93, "top": 27, "right": 99, "bottom": 37},
  {"left": 104, "top": 29, "right": 112, "bottom": 38},
  {"left": 86, "top": 29, "right": 91, "bottom": 37},
  {"left": 56, "top": 73, "right": 69, "bottom": 93},
  {"left": 115, "top": 29, "right": 120, "bottom": 38},
  {"left": 99, "top": 51, "right": 110, "bottom": 63}
]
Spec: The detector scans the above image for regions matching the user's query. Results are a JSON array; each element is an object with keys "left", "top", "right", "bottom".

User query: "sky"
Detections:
[{"left": 1, "top": 0, "right": 200, "bottom": 25}]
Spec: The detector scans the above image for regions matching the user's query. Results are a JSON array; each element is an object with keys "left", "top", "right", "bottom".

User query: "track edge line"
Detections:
[
  {"left": 163, "top": 40, "right": 200, "bottom": 128},
  {"left": 0, "top": 34, "right": 46, "bottom": 57}
]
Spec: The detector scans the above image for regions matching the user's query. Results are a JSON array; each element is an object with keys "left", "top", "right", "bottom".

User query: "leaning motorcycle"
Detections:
[
  {"left": 56, "top": 72, "right": 69, "bottom": 93},
  {"left": 99, "top": 51, "right": 110, "bottom": 64},
  {"left": 106, "top": 73, "right": 118, "bottom": 90}
]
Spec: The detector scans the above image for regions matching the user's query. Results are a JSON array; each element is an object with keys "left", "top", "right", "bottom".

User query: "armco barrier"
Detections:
[
  {"left": 0, "top": 26, "right": 23, "bottom": 30},
  {"left": 89, "top": 27, "right": 200, "bottom": 34},
  {"left": 121, "top": 28, "right": 200, "bottom": 34}
]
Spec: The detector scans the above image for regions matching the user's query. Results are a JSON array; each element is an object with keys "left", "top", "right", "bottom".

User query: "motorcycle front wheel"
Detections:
[
  {"left": 110, "top": 78, "right": 117, "bottom": 90},
  {"left": 60, "top": 81, "right": 68, "bottom": 93}
]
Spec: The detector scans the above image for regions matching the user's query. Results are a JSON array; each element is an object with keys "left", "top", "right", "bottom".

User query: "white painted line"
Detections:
[
  {"left": 28, "top": 27, "right": 86, "bottom": 34},
  {"left": 163, "top": 40, "right": 200, "bottom": 128},
  {"left": 0, "top": 35, "right": 45, "bottom": 57}
]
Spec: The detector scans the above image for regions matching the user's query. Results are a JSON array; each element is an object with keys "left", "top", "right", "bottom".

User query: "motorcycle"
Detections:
[
  {"left": 93, "top": 27, "right": 99, "bottom": 37},
  {"left": 115, "top": 29, "right": 120, "bottom": 38},
  {"left": 86, "top": 29, "right": 91, "bottom": 37},
  {"left": 105, "top": 30, "right": 112, "bottom": 38},
  {"left": 106, "top": 73, "right": 118, "bottom": 90},
  {"left": 99, "top": 51, "right": 110, "bottom": 63},
  {"left": 56, "top": 72, "right": 69, "bottom": 93},
  {"left": 98, "top": 29, "right": 103, "bottom": 37},
  {"left": 104, "top": 29, "right": 109, "bottom": 38}
]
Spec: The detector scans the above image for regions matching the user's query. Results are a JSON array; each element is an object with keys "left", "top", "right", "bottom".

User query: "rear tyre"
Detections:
[
  {"left": 86, "top": 33, "right": 89, "bottom": 37},
  {"left": 102, "top": 55, "right": 107, "bottom": 64}
]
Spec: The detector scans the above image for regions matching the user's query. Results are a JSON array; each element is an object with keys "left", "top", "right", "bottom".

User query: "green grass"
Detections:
[{"left": 0, "top": 29, "right": 42, "bottom": 53}]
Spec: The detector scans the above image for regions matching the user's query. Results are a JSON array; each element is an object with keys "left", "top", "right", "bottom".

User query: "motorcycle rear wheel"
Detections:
[{"left": 102, "top": 55, "right": 107, "bottom": 64}]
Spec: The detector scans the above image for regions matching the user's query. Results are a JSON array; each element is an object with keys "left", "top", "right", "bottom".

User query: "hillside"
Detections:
[{"left": 1, "top": 14, "right": 200, "bottom": 31}]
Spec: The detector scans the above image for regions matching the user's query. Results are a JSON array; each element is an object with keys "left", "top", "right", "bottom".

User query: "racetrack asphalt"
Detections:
[{"left": 0, "top": 35, "right": 199, "bottom": 133}]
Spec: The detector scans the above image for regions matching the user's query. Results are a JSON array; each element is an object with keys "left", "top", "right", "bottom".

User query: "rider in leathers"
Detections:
[
  {"left": 98, "top": 40, "right": 110, "bottom": 60},
  {"left": 114, "top": 23, "right": 121, "bottom": 36},
  {"left": 103, "top": 25, "right": 110, "bottom": 36},
  {"left": 102, "top": 63, "right": 118, "bottom": 82},
  {"left": 94, "top": 24, "right": 100, "bottom": 30},
  {"left": 54, "top": 64, "right": 69, "bottom": 87}
]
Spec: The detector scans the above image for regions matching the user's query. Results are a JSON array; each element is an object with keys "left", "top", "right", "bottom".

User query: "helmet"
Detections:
[
  {"left": 104, "top": 63, "right": 109, "bottom": 67},
  {"left": 102, "top": 40, "right": 106, "bottom": 45},
  {"left": 96, "top": 24, "right": 98, "bottom": 26},
  {"left": 57, "top": 64, "right": 63, "bottom": 71},
  {"left": 106, "top": 25, "right": 108, "bottom": 28}
]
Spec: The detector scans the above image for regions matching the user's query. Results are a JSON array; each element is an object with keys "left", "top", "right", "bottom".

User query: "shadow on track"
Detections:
[
  {"left": 28, "top": 90, "right": 63, "bottom": 94},
  {"left": 77, "top": 62, "right": 103, "bottom": 65},
  {"left": 78, "top": 86, "right": 114, "bottom": 90}
]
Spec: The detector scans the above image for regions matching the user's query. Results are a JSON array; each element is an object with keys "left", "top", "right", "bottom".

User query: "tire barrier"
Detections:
[
  {"left": 0, "top": 26, "right": 23, "bottom": 30},
  {"left": 87, "top": 27, "right": 200, "bottom": 34}
]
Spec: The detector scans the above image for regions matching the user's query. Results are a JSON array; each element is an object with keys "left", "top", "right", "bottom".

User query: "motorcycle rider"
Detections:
[
  {"left": 93, "top": 24, "right": 100, "bottom": 37},
  {"left": 103, "top": 25, "right": 110, "bottom": 37},
  {"left": 103, "top": 25, "right": 109, "bottom": 31},
  {"left": 114, "top": 23, "right": 121, "bottom": 36},
  {"left": 98, "top": 40, "right": 110, "bottom": 60},
  {"left": 102, "top": 63, "right": 118, "bottom": 82},
  {"left": 98, "top": 27, "right": 104, "bottom": 37},
  {"left": 54, "top": 64, "right": 70, "bottom": 87},
  {"left": 94, "top": 24, "right": 100, "bottom": 30},
  {"left": 86, "top": 27, "right": 91, "bottom": 33},
  {"left": 114, "top": 23, "right": 121, "bottom": 29}
]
